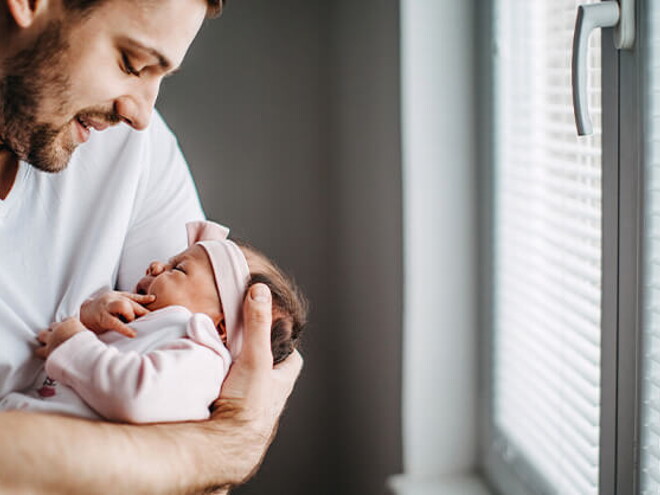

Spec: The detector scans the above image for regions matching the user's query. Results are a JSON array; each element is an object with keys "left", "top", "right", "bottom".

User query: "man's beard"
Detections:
[
  {"left": 0, "top": 22, "right": 73, "bottom": 172},
  {"left": 0, "top": 22, "right": 119, "bottom": 173}
]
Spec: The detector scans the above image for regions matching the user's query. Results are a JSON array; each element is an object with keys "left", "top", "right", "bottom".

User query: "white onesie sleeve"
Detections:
[{"left": 44, "top": 313, "right": 231, "bottom": 423}]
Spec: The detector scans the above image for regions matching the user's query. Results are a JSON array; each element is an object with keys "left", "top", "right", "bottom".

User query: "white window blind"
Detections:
[
  {"left": 640, "top": 3, "right": 660, "bottom": 492},
  {"left": 492, "top": 1, "right": 602, "bottom": 494}
]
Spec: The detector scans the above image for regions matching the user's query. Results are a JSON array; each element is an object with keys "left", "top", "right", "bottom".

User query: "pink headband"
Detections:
[{"left": 186, "top": 221, "right": 250, "bottom": 359}]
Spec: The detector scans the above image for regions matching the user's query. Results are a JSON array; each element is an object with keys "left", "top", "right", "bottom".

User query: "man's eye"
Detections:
[
  {"left": 173, "top": 265, "right": 185, "bottom": 273},
  {"left": 121, "top": 53, "right": 140, "bottom": 77}
]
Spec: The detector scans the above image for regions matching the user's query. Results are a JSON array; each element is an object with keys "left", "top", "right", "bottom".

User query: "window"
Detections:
[
  {"left": 487, "top": 1, "right": 603, "bottom": 494},
  {"left": 639, "top": 2, "right": 660, "bottom": 492},
  {"left": 476, "top": 0, "right": 660, "bottom": 492},
  {"left": 396, "top": 1, "right": 656, "bottom": 493}
]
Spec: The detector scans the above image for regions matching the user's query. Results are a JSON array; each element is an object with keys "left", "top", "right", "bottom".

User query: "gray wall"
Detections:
[{"left": 157, "top": 1, "right": 402, "bottom": 493}]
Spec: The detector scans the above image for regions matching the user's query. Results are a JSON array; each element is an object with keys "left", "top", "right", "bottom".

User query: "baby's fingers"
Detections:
[
  {"left": 124, "top": 292, "right": 156, "bottom": 306},
  {"left": 99, "top": 313, "right": 136, "bottom": 338},
  {"left": 36, "top": 329, "right": 51, "bottom": 345},
  {"left": 129, "top": 298, "right": 153, "bottom": 318},
  {"left": 35, "top": 329, "right": 52, "bottom": 359},
  {"left": 111, "top": 320, "right": 137, "bottom": 338},
  {"left": 110, "top": 293, "right": 153, "bottom": 320},
  {"left": 107, "top": 297, "right": 147, "bottom": 324},
  {"left": 34, "top": 345, "right": 48, "bottom": 360}
]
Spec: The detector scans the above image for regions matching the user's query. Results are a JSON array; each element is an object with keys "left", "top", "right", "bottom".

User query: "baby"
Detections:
[{"left": 0, "top": 221, "right": 307, "bottom": 423}]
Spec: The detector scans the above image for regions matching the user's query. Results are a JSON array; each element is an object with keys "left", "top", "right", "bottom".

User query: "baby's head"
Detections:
[
  {"left": 234, "top": 240, "right": 308, "bottom": 364},
  {"left": 135, "top": 221, "right": 307, "bottom": 364}
]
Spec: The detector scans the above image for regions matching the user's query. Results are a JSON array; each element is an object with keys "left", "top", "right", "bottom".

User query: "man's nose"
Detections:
[
  {"left": 147, "top": 261, "right": 165, "bottom": 276},
  {"left": 114, "top": 79, "right": 161, "bottom": 131}
]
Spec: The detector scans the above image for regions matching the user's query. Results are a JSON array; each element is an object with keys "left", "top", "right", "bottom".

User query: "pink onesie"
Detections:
[{"left": 0, "top": 306, "right": 231, "bottom": 423}]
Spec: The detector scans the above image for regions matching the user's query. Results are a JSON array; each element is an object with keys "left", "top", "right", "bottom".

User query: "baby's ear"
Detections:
[{"left": 217, "top": 317, "right": 227, "bottom": 342}]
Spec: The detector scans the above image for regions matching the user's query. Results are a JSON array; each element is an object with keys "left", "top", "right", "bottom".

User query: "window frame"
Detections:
[
  {"left": 477, "top": 1, "right": 644, "bottom": 494},
  {"left": 619, "top": 1, "right": 646, "bottom": 493}
]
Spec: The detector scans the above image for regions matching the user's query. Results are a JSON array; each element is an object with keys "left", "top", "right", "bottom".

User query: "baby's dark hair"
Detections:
[{"left": 233, "top": 240, "right": 308, "bottom": 365}]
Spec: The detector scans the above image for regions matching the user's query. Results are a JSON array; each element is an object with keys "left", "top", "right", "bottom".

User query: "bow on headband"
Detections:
[
  {"left": 186, "top": 221, "right": 230, "bottom": 245},
  {"left": 185, "top": 221, "right": 250, "bottom": 359}
]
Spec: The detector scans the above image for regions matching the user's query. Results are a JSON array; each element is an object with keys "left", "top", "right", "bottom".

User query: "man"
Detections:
[{"left": 0, "top": 0, "right": 302, "bottom": 493}]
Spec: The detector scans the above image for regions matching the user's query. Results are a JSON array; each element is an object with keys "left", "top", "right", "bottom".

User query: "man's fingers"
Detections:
[
  {"left": 274, "top": 349, "right": 303, "bottom": 376},
  {"left": 266, "top": 350, "right": 303, "bottom": 415},
  {"left": 240, "top": 283, "right": 273, "bottom": 366}
]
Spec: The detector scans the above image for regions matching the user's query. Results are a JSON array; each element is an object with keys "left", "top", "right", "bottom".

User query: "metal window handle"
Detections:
[{"left": 572, "top": 0, "right": 635, "bottom": 136}]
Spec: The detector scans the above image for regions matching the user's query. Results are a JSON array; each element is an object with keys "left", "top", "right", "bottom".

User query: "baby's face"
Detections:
[{"left": 135, "top": 245, "right": 222, "bottom": 324}]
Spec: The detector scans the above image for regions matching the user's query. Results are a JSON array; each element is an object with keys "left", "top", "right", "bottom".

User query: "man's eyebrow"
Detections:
[{"left": 126, "top": 39, "right": 180, "bottom": 74}]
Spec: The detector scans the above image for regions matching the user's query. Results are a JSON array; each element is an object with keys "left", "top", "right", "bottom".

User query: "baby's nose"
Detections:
[{"left": 148, "top": 261, "right": 165, "bottom": 275}]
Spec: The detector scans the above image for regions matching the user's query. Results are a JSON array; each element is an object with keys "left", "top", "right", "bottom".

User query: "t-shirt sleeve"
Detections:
[{"left": 115, "top": 111, "right": 205, "bottom": 292}]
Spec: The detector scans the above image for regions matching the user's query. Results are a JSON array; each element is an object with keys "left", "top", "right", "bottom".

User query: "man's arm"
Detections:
[{"left": 0, "top": 284, "right": 302, "bottom": 495}]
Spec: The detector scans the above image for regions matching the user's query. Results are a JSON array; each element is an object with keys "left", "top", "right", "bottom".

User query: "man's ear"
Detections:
[{"left": 7, "top": 0, "right": 41, "bottom": 28}]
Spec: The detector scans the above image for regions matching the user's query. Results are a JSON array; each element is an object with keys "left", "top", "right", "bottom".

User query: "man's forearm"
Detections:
[
  {"left": 0, "top": 411, "right": 267, "bottom": 495},
  {"left": 0, "top": 285, "right": 302, "bottom": 495}
]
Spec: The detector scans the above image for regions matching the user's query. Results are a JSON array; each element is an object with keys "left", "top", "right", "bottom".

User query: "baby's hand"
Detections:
[
  {"left": 80, "top": 290, "right": 155, "bottom": 338},
  {"left": 35, "top": 318, "right": 87, "bottom": 359}
]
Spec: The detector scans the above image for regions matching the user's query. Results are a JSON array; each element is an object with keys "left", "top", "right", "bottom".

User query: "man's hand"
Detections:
[
  {"left": 80, "top": 291, "right": 155, "bottom": 338},
  {"left": 200, "top": 283, "right": 304, "bottom": 487},
  {"left": 0, "top": 283, "right": 303, "bottom": 494},
  {"left": 215, "top": 283, "right": 303, "bottom": 423},
  {"left": 35, "top": 317, "right": 87, "bottom": 359}
]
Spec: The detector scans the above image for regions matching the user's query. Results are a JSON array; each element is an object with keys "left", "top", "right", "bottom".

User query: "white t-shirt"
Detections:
[{"left": 0, "top": 111, "right": 204, "bottom": 398}]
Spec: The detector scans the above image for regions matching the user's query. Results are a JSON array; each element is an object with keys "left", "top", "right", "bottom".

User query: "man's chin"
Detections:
[
  {"left": 25, "top": 150, "right": 74, "bottom": 173},
  {"left": 26, "top": 135, "right": 77, "bottom": 173}
]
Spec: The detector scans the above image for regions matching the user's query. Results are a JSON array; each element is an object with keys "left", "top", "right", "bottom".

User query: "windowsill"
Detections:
[{"left": 388, "top": 473, "right": 492, "bottom": 495}]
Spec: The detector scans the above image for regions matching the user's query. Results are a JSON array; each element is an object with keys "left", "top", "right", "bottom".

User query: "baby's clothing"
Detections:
[{"left": 0, "top": 306, "right": 231, "bottom": 423}]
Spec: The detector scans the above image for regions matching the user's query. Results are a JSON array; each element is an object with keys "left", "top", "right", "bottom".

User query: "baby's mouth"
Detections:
[{"left": 135, "top": 278, "right": 150, "bottom": 296}]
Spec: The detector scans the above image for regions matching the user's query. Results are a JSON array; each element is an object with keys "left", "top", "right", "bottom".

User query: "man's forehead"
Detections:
[{"left": 84, "top": 0, "right": 208, "bottom": 67}]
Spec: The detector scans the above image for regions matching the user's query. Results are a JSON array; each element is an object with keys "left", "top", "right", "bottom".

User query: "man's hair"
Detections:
[
  {"left": 62, "top": 0, "right": 225, "bottom": 18},
  {"left": 236, "top": 241, "right": 309, "bottom": 365}
]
